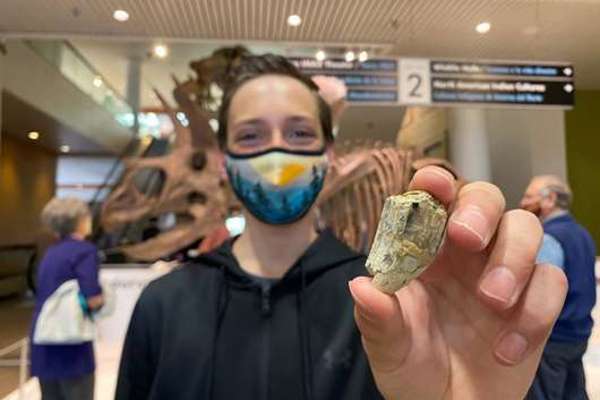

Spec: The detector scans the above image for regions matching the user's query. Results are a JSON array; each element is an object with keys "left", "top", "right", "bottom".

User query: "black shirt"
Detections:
[{"left": 115, "top": 229, "right": 383, "bottom": 400}]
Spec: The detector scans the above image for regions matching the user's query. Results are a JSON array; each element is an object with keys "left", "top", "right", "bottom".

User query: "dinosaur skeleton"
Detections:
[{"left": 100, "top": 48, "right": 455, "bottom": 261}]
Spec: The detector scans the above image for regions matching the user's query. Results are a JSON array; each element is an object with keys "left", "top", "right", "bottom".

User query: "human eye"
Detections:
[
  {"left": 234, "top": 129, "right": 263, "bottom": 145},
  {"left": 287, "top": 127, "right": 317, "bottom": 144}
]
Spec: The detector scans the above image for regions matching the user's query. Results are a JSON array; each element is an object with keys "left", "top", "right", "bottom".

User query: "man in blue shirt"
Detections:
[{"left": 521, "top": 175, "right": 597, "bottom": 400}]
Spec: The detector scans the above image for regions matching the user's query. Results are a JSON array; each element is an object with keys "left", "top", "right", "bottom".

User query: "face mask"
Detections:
[
  {"left": 225, "top": 148, "right": 328, "bottom": 225},
  {"left": 522, "top": 199, "right": 542, "bottom": 217}
]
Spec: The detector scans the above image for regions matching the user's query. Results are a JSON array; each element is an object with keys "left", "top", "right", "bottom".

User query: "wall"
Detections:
[
  {"left": 0, "top": 51, "right": 4, "bottom": 152},
  {"left": 565, "top": 90, "right": 600, "bottom": 249},
  {"left": 484, "top": 108, "right": 567, "bottom": 209},
  {"left": 0, "top": 136, "right": 56, "bottom": 245}
]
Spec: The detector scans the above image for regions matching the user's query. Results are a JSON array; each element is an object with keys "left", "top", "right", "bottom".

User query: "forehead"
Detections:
[
  {"left": 228, "top": 74, "right": 319, "bottom": 122},
  {"left": 527, "top": 179, "right": 545, "bottom": 193}
]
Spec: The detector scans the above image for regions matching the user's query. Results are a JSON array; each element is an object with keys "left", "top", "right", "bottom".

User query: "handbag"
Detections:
[{"left": 33, "top": 279, "right": 113, "bottom": 344}]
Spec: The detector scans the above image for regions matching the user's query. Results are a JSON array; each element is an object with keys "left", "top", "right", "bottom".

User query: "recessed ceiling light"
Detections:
[
  {"left": 93, "top": 76, "right": 103, "bottom": 87},
  {"left": 358, "top": 51, "right": 369, "bottom": 62},
  {"left": 209, "top": 118, "right": 219, "bottom": 132},
  {"left": 476, "top": 21, "right": 491, "bottom": 34},
  {"left": 113, "top": 9, "right": 129, "bottom": 22},
  {"left": 60, "top": 145, "right": 71, "bottom": 153},
  {"left": 153, "top": 44, "right": 169, "bottom": 59},
  {"left": 345, "top": 51, "right": 356, "bottom": 62},
  {"left": 287, "top": 15, "right": 302, "bottom": 27},
  {"left": 28, "top": 131, "right": 40, "bottom": 140},
  {"left": 315, "top": 50, "right": 326, "bottom": 61}
]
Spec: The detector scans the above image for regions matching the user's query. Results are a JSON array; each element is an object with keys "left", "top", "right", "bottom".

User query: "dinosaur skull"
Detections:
[{"left": 101, "top": 121, "right": 229, "bottom": 261}]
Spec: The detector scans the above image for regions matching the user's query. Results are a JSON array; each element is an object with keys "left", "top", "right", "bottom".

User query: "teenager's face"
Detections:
[{"left": 225, "top": 75, "right": 326, "bottom": 155}]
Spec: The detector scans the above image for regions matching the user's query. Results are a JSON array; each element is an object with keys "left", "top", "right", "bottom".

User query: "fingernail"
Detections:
[
  {"left": 480, "top": 266, "right": 517, "bottom": 306},
  {"left": 450, "top": 205, "right": 489, "bottom": 247},
  {"left": 428, "top": 167, "right": 455, "bottom": 183},
  {"left": 495, "top": 332, "right": 528, "bottom": 365},
  {"left": 348, "top": 280, "right": 375, "bottom": 319}
]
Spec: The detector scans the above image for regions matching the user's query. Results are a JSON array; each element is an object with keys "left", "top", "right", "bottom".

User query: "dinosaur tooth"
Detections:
[{"left": 365, "top": 190, "right": 448, "bottom": 294}]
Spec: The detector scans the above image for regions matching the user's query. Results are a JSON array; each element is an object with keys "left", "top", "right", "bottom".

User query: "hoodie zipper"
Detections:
[{"left": 259, "top": 282, "right": 272, "bottom": 400}]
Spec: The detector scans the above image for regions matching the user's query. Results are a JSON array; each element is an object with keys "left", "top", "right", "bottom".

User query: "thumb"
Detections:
[{"left": 349, "top": 277, "right": 411, "bottom": 375}]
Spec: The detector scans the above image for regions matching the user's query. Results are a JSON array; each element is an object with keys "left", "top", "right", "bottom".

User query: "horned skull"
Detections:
[{"left": 100, "top": 125, "right": 227, "bottom": 261}]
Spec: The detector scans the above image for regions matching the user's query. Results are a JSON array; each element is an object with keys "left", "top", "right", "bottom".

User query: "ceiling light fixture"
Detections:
[
  {"left": 93, "top": 76, "right": 103, "bottom": 87},
  {"left": 113, "top": 9, "right": 129, "bottom": 22},
  {"left": 476, "top": 21, "right": 491, "bottom": 34},
  {"left": 315, "top": 50, "right": 326, "bottom": 61},
  {"left": 28, "top": 131, "right": 40, "bottom": 140},
  {"left": 358, "top": 51, "right": 369, "bottom": 62},
  {"left": 345, "top": 51, "right": 356, "bottom": 62},
  {"left": 153, "top": 44, "right": 169, "bottom": 59},
  {"left": 287, "top": 15, "right": 302, "bottom": 27},
  {"left": 60, "top": 145, "right": 71, "bottom": 153}
]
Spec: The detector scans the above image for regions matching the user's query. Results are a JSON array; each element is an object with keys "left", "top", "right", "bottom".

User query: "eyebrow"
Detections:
[
  {"left": 232, "top": 115, "right": 317, "bottom": 129},
  {"left": 286, "top": 115, "right": 316, "bottom": 124},
  {"left": 232, "top": 118, "right": 263, "bottom": 129}
]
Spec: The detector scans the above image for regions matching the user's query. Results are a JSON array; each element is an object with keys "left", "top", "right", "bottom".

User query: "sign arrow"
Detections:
[
  {"left": 564, "top": 84, "right": 574, "bottom": 93},
  {"left": 563, "top": 67, "right": 573, "bottom": 76}
]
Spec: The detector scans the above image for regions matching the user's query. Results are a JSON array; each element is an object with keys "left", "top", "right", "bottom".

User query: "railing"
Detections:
[
  {"left": 0, "top": 338, "right": 29, "bottom": 400},
  {"left": 24, "top": 39, "right": 134, "bottom": 130}
]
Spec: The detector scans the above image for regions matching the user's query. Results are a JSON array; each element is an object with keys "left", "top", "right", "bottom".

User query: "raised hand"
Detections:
[{"left": 349, "top": 166, "right": 568, "bottom": 400}]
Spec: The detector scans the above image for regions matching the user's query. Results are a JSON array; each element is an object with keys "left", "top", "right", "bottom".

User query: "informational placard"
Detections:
[
  {"left": 95, "top": 264, "right": 171, "bottom": 342},
  {"left": 288, "top": 57, "right": 399, "bottom": 104}
]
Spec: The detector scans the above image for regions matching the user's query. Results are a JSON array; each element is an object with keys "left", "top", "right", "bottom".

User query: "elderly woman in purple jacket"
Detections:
[{"left": 30, "top": 197, "right": 104, "bottom": 400}]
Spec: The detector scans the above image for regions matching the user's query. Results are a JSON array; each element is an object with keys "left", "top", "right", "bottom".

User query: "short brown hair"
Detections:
[{"left": 217, "top": 54, "right": 333, "bottom": 149}]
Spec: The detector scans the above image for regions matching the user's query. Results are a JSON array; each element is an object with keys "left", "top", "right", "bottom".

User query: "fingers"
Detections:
[
  {"left": 410, "top": 169, "right": 506, "bottom": 253},
  {"left": 447, "top": 182, "right": 506, "bottom": 252},
  {"left": 348, "top": 276, "right": 411, "bottom": 372},
  {"left": 478, "top": 210, "right": 543, "bottom": 310},
  {"left": 408, "top": 166, "right": 457, "bottom": 208},
  {"left": 493, "top": 263, "right": 568, "bottom": 366}
]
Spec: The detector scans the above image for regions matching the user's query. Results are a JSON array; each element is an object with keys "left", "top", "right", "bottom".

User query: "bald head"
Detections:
[{"left": 521, "top": 175, "right": 572, "bottom": 219}]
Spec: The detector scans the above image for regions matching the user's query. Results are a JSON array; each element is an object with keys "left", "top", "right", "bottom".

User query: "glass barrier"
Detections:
[{"left": 25, "top": 40, "right": 134, "bottom": 130}]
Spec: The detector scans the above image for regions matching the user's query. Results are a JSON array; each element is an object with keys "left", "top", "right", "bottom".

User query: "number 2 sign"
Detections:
[{"left": 399, "top": 58, "right": 432, "bottom": 105}]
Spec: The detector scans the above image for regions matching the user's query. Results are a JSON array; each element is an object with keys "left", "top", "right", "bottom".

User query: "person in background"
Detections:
[
  {"left": 521, "top": 175, "right": 597, "bottom": 400},
  {"left": 30, "top": 197, "right": 104, "bottom": 400}
]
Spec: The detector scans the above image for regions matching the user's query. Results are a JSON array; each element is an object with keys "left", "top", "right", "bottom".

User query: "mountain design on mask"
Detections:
[{"left": 227, "top": 157, "right": 327, "bottom": 224}]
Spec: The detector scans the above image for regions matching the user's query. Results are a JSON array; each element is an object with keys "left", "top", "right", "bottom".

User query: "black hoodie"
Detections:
[{"left": 115, "top": 229, "right": 384, "bottom": 400}]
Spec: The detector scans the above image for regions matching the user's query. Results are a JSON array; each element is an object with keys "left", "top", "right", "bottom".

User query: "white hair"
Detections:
[
  {"left": 41, "top": 197, "right": 90, "bottom": 237},
  {"left": 534, "top": 175, "right": 572, "bottom": 209}
]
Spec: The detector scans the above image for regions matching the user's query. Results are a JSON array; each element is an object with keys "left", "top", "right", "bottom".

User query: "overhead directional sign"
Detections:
[
  {"left": 430, "top": 61, "right": 574, "bottom": 79},
  {"left": 427, "top": 60, "right": 575, "bottom": 108},
  {"left": 289, "top": 56, "right": 575, "bottom": 108},
  {"left": 288, "top": 57, "right": 399, "bottom": 104}
]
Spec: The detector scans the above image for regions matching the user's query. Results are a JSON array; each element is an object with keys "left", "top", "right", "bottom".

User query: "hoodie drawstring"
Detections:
[
  {"left": 207, "top": 261, "right": 315, "bottom": 400},
  {"left": 208, "top": 266, "right": 230, "bottom": 400},
  {"left": 297, "top": 262, "right": 314, "bottom": 400}
]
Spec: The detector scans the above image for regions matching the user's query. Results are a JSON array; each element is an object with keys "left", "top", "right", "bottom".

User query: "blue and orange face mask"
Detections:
[{"left": 225, "top": 148, "right": 328, "bottom": 225}]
